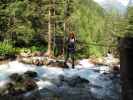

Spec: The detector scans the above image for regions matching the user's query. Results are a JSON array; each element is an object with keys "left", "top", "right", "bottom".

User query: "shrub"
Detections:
[
  {"left": 0, "top": 41, "right": 15, "bottom": 57},
  {"left": 30, "top": 46, "right": 47, "bottom": 52}
]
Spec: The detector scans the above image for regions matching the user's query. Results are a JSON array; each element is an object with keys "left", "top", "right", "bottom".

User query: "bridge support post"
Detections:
[{"left": 120, "top": 37, "right": 133, "bottom": 100}]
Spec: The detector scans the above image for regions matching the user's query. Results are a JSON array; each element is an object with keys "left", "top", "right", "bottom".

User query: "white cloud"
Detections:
[
  {"left": 93, "top": 0, "right": 104, "bottom": 3},
  {"left": 118, "top": 0, "right": 129, "bottom": 6},
  {"left": 94, "top": 0, "right": 129, "bottom": 6}
]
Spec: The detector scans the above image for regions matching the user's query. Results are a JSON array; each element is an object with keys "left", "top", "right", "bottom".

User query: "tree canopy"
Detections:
[{"left": 0, "top": 0, "right": 129, "bottom": 57}]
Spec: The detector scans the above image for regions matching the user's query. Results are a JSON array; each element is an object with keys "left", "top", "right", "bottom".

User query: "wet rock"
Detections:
[
  {"left": 49, "top": 77, "right": 63, "bottom": 87},
  {"left": 60, "top": 75, "right": 89, "bottom": 87},
  {"left": 14, "top": 89, "right": 25, "bottom": 96},
  {"left": 47, "top": 60, "right": 69, "bottom": 68},
  {"left": 3, "top": 82, "right": 25, "bottom": 96},
  {"left": 4, "top": 82, "right": 25, "bottom": 96},
  {"left": 20, "top": 57, "right": 47, "bottom": 66},
  {"left": 9, "top": 55, "right": 17, "bottom": 61},
  {"left": 90, "top": 73, "right": 121, "bottom": 100},
  {"left": 100, "top": 72, "right": 119, "bottom": 80},
  {"left": 32, "top": 59, "right": 44, "bottom": 66},
  {"left": 63, "top": 62, "right": 69, "bottom": 68},
  {"left": 23, "top": 71, "right": 38, "bottom": 79},
  {"left": 33, "top": 51, "right": 45, "bottom": 57},
  {"left": 24, "top": 79, "right": 38, "bottom": 91},
  {"left": 9, "top": 73, "right": 23, "bottom": 82},
  {"left": 112, "top": 65, "right": 120, "bottom": 74},
  {"left": 1, "top": 78, "right": 38, "bottom": 98},
  {"left": 47, "top": 60, "right": 55, "bottom": 66},
  {"left": 23, "top": 89, "right": 41, "bottom": 100},
  {"left": 0, "top": 95, "right": 24, "bottom": 100},
  {"left": 19, "top": 58, "right": 32, "bottom": 64},
  {"left": 5, "top": 82, "right": 15, "bottom": 95}
]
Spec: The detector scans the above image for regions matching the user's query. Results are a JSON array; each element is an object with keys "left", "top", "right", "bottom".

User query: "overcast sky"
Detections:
[{"left": 94, "top": 0, "right": 129, "bottom": 6}]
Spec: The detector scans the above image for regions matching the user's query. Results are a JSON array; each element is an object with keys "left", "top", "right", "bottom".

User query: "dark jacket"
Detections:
[{"left": 67, "top": 38, "right": 76, "bottom": 53}]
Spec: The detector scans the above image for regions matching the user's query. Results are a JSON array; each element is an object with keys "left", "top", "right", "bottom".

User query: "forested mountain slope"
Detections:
[
  {"left": 94, "top": 0, "right": 127, "bottom": 15},
  {"left": 0, "top": 0, "right": 125, "bottom": 57},
  {"left": 70, "top": 0, "right": 119, "bottom": 57}
]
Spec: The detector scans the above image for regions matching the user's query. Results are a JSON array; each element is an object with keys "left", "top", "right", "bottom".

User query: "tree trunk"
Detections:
[
  {"left": 120, "top": 37, "right": 133, "bottom": 100},
  {"left": 46, "top": 0, "right": 52, "bottom": 57}
]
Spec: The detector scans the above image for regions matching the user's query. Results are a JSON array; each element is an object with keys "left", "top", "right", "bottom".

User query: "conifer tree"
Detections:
[{"left": 125, "top": 7, "right": 133, "bottom": 37}]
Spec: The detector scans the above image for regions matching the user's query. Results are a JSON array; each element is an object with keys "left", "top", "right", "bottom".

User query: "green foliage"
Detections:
[
  {"left": 16, "top": 46, "right": 47, "bottom": 54},
  {"left": 30, "top": 46, "right": 47, "bottom": 52},
  {"left": 0, "top": 0, "right": 67, "bottom": 47},
  {"left": 105, "top": 12, "right": 128, "bottom": 38},
  {"left": 14, "top": 25, "right": 35, "bottom": 46},
  {"left": 0, "top": 0, "right": 126, "bottom": 58},
  {"left": 89, "top": 45, "right": 109, "bottom": 57},
  {"left": 69, "top": 0, "right": 109, "bottom": 57},
  {"left": 125, "top": 7, "right": 133, "bottom": 37},
  {"left": 0, "top": 41, "right": 15, "bottom": 56},
  {"left": 0, "top": 0, "right": 37, "bottom": 46}
]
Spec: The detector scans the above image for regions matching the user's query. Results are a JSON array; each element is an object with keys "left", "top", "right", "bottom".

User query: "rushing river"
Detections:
[{"left": 0, "top": 59, "right": 121, "bottom": 100}]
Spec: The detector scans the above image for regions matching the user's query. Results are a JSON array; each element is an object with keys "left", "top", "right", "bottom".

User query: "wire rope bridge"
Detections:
[{"left": 53, "top": 37, "right": 119, "bottom": 57}]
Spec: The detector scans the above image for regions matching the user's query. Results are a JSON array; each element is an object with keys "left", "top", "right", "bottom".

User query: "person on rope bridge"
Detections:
[{"left": 64, "top": 32, "right": 76, "bottom": 68}]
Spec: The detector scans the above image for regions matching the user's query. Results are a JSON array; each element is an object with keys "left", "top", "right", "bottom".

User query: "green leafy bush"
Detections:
[
  {"left": 30, "top": 46, "right": 47, "bottom": 52},
  {"left": 0, "top": 41, "right": 15, "bottom": 57}
]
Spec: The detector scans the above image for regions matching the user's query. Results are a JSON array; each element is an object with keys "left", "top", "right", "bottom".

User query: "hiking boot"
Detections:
[{"left": 72, "top": 64, "right": 74, "bottom": 69}]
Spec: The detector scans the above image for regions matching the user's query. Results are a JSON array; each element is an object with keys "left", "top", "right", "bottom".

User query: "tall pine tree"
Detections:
[{"left": 125, "top": 7, "right": 133, "bottom": 37}]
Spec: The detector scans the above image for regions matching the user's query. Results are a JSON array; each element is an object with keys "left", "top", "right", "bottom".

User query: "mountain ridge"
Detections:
[{"left": 93, "top": 0, "right": 128, "bottom": 15}]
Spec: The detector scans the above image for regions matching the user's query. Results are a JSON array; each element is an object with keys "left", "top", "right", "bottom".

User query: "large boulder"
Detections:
[
  {"left": 59, "top": 75, "right": 89, "bottom": 87},
  {"left": 23, "top": 71, "right": 38, "bottom": 79},
  {"left": 32, "top": 59, "right": 44, "bottom": 66},
  {"left": 9, "top": 73, "right": 23, "bottom": 83},
  {"left": 24, "top": 79, "right": 38, "bottom": 91},
  {"left": 5, "top": 82, "right": 16, "bottom": 96}
]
